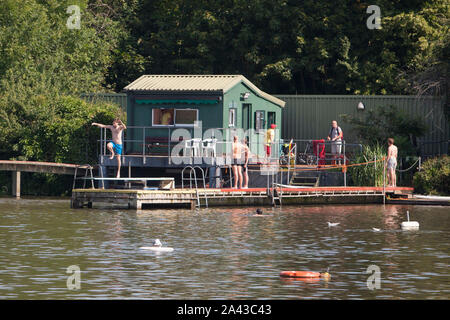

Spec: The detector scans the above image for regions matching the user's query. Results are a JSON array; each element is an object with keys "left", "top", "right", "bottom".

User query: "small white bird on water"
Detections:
[
  {"left": 140, "top": 239, "right": 174, "bottom": 252},
  {"left": 327, "top": 222, "right": 340, "bottom": 227},
  {"left": 372, "top": 228, "right": 381, "bottom": 232}
]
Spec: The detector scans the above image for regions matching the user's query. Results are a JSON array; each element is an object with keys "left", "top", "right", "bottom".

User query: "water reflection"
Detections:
[{"left": 0, "top": 198, "right": 449, "bottom": 299}]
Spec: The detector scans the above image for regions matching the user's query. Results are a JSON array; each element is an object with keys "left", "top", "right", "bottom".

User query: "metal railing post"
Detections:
[
  {"left": 168, "top": 127, "right": 172, "bottom": 164},
  {"left": 316, "top": 143, "right": 319, "bottom": 166},
  {"left": 343, "top": 140, "right": 346, "bottom": 186},
  {"left": 374, "top": 155, "right": 377, "bottom": 187},
  {"left": 142, "top": 127, "right": 146, "bottom": 165},
  {"left": 383, "top": 156, "right": 386, "bottom": 205},
  {"left": 103, "top": 127, "right": 106, "bottom": 156}
]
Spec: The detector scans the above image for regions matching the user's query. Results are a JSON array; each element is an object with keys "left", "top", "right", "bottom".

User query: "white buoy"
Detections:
[
  {"left": 139, "top": 239, "right": 174, "bottom": 252},
  {"left": 401, "top": 211, "right": 419, "bottom": 230},
  {"left": 327, "top": 222, "right": 340, "bottom": 227}
]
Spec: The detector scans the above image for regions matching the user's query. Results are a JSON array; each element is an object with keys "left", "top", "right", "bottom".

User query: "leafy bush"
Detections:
[
  {"left": 348, "top": 144, "right": 386, "bottom": 186},
  {"left": 413, "top": 155, "right": 450, "bottom": 195},
  {"left": 0, "top": 95, "right": 124, "bottom": 196},
  {"left": 1, "top": 95, "right": 124, "bottom": 164}
]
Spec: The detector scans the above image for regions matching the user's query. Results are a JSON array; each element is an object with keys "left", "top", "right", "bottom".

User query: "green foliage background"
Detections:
[
  {"left": 0, "top": 0, "right": 124, "bottom": 195},
  {"left": 413, "top": 155, "right": 450, "bottom": 195},
  {"left": 348, "top": 144, "right": 386, "bottom": 187}
]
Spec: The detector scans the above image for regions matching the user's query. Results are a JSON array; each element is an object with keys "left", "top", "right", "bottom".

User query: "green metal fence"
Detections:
[{"left": 275, "top": 95, "right": 448, "bottom": 157}]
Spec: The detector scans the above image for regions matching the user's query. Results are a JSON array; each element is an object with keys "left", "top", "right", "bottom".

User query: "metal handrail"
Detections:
[
  {"left": 181, "top": 165, "right": 208, "bottom": 208},
  {"left": 98, "top": 126, "right": 365, "bottom": 169},
  {"left": 72, "top": 164, "right": 95, "bottom": 190}
]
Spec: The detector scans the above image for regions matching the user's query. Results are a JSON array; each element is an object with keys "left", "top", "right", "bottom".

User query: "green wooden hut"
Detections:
[{"left": 123, "top": 75, "right": 285, "bottom": 155}]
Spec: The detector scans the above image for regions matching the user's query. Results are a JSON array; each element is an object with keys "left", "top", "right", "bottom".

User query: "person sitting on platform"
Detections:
[{"left": 92, "top": 119, "right": 126, "bottom": 178}]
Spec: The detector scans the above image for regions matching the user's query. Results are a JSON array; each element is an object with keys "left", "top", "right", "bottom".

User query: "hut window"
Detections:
[
  {"left": 174, "top": 109, "right": 198, "bottom": 126},
  {"left": 152, "top": 108, "right": 174, "bottom": 126},
  {"left": 229, "top": 108, "right": 236, "bottom": 127},
  {"left": 254, "top": 110, "right": 265, "bottom": 130},
  {"left": 268, "top": 112, "right": 276, "bottom": 126}
]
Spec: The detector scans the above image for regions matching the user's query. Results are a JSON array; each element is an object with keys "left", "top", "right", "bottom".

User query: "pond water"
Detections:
[{"left": 0, "top": 198, "right": 448, "bottom": 299}]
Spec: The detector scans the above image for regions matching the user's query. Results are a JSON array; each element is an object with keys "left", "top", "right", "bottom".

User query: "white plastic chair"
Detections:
[
  {"left": 203, "top": 138, "right": 217, "bottom": 157},
  {"left": 184, "top": 138, "right": 201, "bottom": 157}
]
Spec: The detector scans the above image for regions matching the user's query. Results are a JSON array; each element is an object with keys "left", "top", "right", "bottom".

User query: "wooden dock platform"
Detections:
[{"left": 71, "top": 186, "right": 415, "bottom": 209}]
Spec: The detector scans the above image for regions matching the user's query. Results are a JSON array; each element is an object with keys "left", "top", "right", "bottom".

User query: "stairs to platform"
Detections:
[{"left": 289, "top": 171, "right": 320, "bottom": 187}]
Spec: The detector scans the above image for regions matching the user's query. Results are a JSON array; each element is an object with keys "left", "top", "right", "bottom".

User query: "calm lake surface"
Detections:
[{"left": 0, "top": 198, "right": 448, "bottom": 299}]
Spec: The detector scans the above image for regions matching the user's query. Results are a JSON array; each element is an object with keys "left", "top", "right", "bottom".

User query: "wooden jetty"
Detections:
[
  {"left": 71, "top": 186, "right": 415, "bottom": 209},
  {"left": 0, "top": 160, "right": 92, "bottom": 198}
]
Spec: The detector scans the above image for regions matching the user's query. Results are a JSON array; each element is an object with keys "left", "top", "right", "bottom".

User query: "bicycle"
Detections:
[{"left": 297, "top": 140, "right": 316, "bottom": 165}]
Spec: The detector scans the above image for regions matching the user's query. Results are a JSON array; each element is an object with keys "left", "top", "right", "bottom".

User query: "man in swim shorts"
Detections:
[
  {"left": 92, "top": 118, "right": 126, "bottom": 178},
  {"left": 242, "top": 138, "right": 250, "bottom": 188},
  {"left": 386, "top": 137, "right": 398, "bottom": 187},
  {"left": 231, "top": 136, "right": 243, "bottom": 189}
]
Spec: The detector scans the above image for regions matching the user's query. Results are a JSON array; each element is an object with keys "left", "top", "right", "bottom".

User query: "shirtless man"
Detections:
[
  {"left": 386, "top": 138, "right": 398, "bottom": 187},
  {"left": 232, "top": 136, "right": 243, "bottom": 189},
  {"left": 242, "top": 138, "right": 250, "bottom": 188},
  {"left": 92, "top": 119, "right": 126, "bottom": 178}
]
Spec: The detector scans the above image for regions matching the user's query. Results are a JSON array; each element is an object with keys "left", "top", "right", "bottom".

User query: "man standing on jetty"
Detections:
[
  {"left": 232, "top": 136, "right": 243, "bottom": 189},
  {"left": 242, "top": 138, "right": 250, "bottom": 189},
  {"left": 386, "top": 138, "right": 398, "bottom": 187},
  {"left": 92, "top": 119, "right": 126, "bottom": 178},
  {"left": 327, "top": 120, "right": 343, "bottom": 165}
]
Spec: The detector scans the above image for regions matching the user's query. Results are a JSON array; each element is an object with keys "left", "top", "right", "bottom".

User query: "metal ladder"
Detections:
[
  {"left": 264, "top": 162, "right": 282, "bottom": 207},
  {"left": 271, "top": 186, "right": 282, "bottom": 206},
  {"left": 72, "top": 164, "right": 96, "bottom": 189},
  {"left": 181, "top": 166, "right": 208, "bottom": 208}
]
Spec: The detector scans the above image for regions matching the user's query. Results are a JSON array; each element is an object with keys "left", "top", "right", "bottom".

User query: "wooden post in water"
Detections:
[{"left": 12, "top": 171, "right": 20, "bottom": 198}]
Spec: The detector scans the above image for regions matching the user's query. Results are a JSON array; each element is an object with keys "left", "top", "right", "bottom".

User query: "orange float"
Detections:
[{"left": 280, "top": 271, "right": 330, "bottom": 279}]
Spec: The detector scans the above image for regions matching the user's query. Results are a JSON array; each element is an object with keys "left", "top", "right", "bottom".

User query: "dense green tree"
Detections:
[
  {"left": 0, "top": 0, "right": 122, "bottom": 160},
  {"left": 104, "top": 0, "right": 448, "bottom": 95}
]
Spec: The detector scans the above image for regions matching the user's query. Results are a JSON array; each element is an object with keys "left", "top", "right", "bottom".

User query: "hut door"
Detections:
[{"left": 242, "top": 103, "right": 251, "bottom": 131}]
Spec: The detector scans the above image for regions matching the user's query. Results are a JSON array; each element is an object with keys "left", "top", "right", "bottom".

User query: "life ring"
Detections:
[{"left": 280, "top": 271, "right": 326, "bottom": 278}]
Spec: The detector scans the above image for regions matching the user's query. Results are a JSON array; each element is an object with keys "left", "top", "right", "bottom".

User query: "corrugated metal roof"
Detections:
[{"left": 124, "top": 75, "right": 285, "bottom": 107}]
